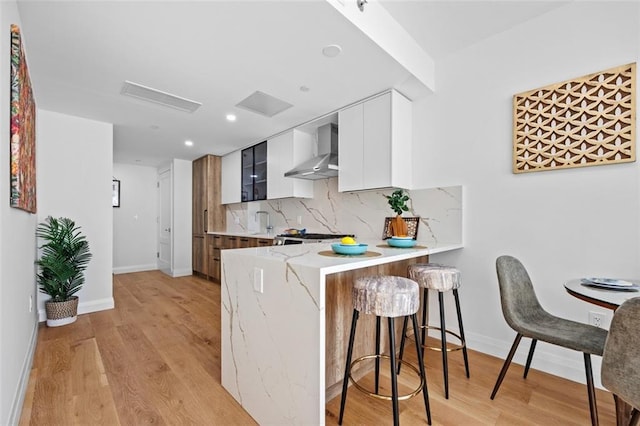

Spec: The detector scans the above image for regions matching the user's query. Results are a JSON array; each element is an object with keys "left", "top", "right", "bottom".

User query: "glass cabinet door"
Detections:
[
  {"left": 252, "top": 141, "right": 267, "bottom": 201},
  {"left": 241, "top": 141, "right": 267, "bottom": 202}
]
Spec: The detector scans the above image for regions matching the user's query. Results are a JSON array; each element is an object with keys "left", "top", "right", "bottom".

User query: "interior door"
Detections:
[{"left": 158, "top": 168, "right": 172, "bottom": 274}]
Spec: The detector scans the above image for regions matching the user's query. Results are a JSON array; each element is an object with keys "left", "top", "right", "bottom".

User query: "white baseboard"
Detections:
[
  {"left": 171, "top": 268, "right": 192, "bottom": 278},
  {"left": 8, "top": 318, "right": 38, "bottom": 425},
  {"left": 418, "top": 323, "right": 603, "bottom": 389},
  {"left": 464, "top": 329, "right": 604, "bottom": 389},
  {"left": 112, "top": 264, "right": 157, "bottom": 274},
  {"left": 38, "top": 297, "right": 115, "bottom": 322}
]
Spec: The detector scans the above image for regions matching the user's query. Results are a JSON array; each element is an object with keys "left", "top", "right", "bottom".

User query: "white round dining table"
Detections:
[{"left": 564, "top": 278, "right": 640, "bottom": 310}]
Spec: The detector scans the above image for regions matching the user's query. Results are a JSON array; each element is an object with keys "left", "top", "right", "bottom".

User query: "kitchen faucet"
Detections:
[{"left": 255, "top": 211, "right": 273, "bottom": 235}]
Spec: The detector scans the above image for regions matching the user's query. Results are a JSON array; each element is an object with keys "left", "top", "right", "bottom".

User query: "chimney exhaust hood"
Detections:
[{"left": 285, "top": 123, "right": 338, "bottom": 180}]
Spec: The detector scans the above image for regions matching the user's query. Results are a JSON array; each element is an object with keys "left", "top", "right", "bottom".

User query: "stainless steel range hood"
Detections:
[{"left": 285, "top": 123, "right": 338, "bottom": 180}]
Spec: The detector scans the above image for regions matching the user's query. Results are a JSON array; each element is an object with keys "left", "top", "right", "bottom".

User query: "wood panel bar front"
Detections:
[{"left": 324, "top": 255, "right": 429, "bottom": 401}]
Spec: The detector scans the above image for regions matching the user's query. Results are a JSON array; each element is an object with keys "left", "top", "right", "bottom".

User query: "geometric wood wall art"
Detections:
[
  {"left": 10, "top": 24, "right": 37, "bottom": 212},
  {"left": 513, "top": 63, "right": 635, "bottom": 173}
]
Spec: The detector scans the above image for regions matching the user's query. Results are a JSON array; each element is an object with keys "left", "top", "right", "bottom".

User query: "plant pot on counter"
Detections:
[
  {"left": 391, "top": 215, "right": 408, "bottom": 237},
  {"left": 383, "top": 216, "right": 421, "bottom": 240},
  {"left": 44, "top": 296, "right": 79, "bottom": 327}
]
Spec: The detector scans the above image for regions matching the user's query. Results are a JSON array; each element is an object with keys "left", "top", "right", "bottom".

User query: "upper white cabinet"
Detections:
[
  {"left": 338, "top": 90, "right": 412, "bottom": 192},
  {"left": 221, "top": 150, "right": 241, "bottom": 204},
  {"left": 267, "top": 129, "right": 314, "bottom": 199}
]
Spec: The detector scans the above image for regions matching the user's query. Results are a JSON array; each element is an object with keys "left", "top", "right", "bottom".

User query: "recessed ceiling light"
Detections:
[
  {"left": 185, "top": 140, "right": 194, "bottom": 147},
  {"left": 322, "top": 44, "right": 342, "bottom": 58},
  {"left": 226, "top": 114, "right": 237, "bottom": 122}
]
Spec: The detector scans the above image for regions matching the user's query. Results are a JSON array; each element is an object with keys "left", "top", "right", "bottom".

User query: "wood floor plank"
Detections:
[
  {"left": 93, "top": 326, "right": 166, "bottom": 425},
  {"left": 20, "top": 271, "right": 618, "bottom": 425}
]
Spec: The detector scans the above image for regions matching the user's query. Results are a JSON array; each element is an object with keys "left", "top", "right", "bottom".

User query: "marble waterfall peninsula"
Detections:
[
  {"left": 220, "top": 179, "right": 463, "bottom": 424},
  {"left": 221, "top": 241, "right": 462, "bottom": 424}
]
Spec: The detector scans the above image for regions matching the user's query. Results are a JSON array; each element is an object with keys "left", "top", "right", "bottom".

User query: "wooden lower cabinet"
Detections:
[
  {"left": 207, "top": 235, "right": 222, "bottom": 281},
  {"left": 206, "top": 234, "right": 273, "bottom": 282},
  {"left": 192, "top": 235, "right": 207, "bottom": 277}
]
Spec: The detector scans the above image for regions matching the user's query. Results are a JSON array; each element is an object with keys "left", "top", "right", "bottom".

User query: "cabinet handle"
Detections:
[{"left": 204, "top": 209, "right": 208, "bottom": 232}]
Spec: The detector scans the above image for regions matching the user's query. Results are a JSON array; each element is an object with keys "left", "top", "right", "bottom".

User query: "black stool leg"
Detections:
[
  {"left": 338, "top": 309, "right": 359, "bottom": 425},
  {"left": 421, "top": 288, "right": 429, "bottom": 346},
  {"left": 412, "top": 313, "right": 432, "bottom": 425},
  {"left": 490, "top": 333, "right": 523, "bottom": 399},
  {"left": 388, "top": 317, "right": 400, "bottom": 426},
  {"left": 397, "top": 316, "right": 409, "bottom": 374},
  {"left": 523, "top": 339, "right": 537, "bottom": 379},
  {"left": 584, "top": 353, "right": 599, "bottom": 426},
  {"left": 438, "top": 291, "right": 449, "bottom": 399},
  {"left": 453, "top": 289, "right": 470, "bottom": 378},
  {"left": 375, "top": 316, "right": 381, "bottom": 394},
  {"left": 399, "top": 287, "right": 429, "bottom": 375}
]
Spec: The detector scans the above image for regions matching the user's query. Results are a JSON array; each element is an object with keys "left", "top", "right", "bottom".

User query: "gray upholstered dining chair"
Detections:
[
  {"left": 601, "top": 297, "right": 640, "bottom": 426},
  {"left": 491, "top": 255, "right": 608, "bottom": 426}
]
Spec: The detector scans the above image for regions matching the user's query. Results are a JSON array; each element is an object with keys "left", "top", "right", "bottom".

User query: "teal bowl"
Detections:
[
  {"left": 331, "top": 243, "right": 368, "bottom": 255},
  {"left": 387, "top": 238, "right": 417, "bottom": 248}
]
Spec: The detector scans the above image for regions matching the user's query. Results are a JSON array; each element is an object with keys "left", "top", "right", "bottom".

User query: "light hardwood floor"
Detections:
[{"left": 19, "top": 271, "right": 616, "bottom": 425}]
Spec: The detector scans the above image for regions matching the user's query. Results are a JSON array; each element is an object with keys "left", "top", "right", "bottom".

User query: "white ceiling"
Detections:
[{"left": 16, "top": 0, "right": 567, "bottom": 167}]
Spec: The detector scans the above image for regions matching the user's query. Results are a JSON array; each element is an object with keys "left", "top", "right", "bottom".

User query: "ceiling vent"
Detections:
[
  {"left": 121, "top": 81, "right": 202, "bottom": 113},
  {"left": 235, "top": 91, "right": 293, "bottom": 117}
]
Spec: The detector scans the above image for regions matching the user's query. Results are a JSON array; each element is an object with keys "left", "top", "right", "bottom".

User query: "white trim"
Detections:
[
  {"left": 112, "top": 264, "right": 158, "bottom": 275},
  {"left": 8, "top": 319, "right": 38, "bottom": 426},
  {"left": 170, "top": 268, "right": 192, "bottom": 278},
  {"left": 38, "top": 297, "right": 115, "bottom": 322},
  {"left": 464, "top": 329, "right": 604, "bottom": 389}
]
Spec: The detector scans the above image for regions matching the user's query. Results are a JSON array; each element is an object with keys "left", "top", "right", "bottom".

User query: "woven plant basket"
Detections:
[{"left": 45, "top": 296, "right": 79, "bottom": 327}]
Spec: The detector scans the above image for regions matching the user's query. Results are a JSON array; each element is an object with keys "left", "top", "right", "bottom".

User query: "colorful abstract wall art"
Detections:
[{"left": 10, "top": 24, "right": 36, "bottom": 213}]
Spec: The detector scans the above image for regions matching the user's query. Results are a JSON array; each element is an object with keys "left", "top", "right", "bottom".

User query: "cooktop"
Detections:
[{"left": 277, "top": 233, "right": 354, "bottom": 240}]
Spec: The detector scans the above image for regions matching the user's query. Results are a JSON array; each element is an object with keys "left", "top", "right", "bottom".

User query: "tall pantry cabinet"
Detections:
[{"left": 192, "top": 155, "right": 226, "bottom": 277}]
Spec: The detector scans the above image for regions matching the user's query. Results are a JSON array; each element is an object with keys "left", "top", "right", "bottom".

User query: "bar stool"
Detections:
[
  {"left": 338, "top": 275, "right": 432, "bottom": 426},
  {"left": 399, "top": 264, "right": 470, "bottom": 399}
]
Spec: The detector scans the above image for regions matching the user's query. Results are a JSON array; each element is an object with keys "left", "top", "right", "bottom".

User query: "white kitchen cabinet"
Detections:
[
  {"left": 221, "top": 150, "right": 241, "bottom": 204},
  {"left": 267, "top": 129, "right": 314, "bottom": 199},
  {"left": 338, "top": 90, "right": 412, "bottom": 192}
]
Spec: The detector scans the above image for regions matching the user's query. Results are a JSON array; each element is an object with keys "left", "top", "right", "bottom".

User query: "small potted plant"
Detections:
[
  {"left": 386, "top": 189, "right": 410, "bottom": 237},
  {"left": 36, "top": 216, "right": 92, "bottom": 327}
]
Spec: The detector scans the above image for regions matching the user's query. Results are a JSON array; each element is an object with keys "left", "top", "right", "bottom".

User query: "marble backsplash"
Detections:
[{"left": 225, "top": 178, "right": 462, "bottom": 246}]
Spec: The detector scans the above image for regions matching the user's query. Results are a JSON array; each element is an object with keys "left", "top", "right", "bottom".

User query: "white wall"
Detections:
[
  {"left": 37, "top": 109, "right": 114, "bottom": 320},
  {"left": 113, "top": 163, "right": 158, "bottom": 274},
  {"left": 171, "top": 159, "right": 192, "bottom": 277},
  {"left": 415, "top": 1, "right": 640, "bottom": 386},
  {"left": 0, "top": 2, "right": 39, "bottom": 424}
]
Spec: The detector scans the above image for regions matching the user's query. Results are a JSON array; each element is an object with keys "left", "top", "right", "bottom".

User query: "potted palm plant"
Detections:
[
  {"left": 386, "top": 189, "right": 410, "bottom": 237},
  {"left": 36, "top": 216, "right": 92, "bottom": 327}
]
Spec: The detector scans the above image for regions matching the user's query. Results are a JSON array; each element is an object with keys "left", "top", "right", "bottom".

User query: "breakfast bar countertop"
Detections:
[{"left": 224, "top": 239, "right": 462, "bottom": 274}]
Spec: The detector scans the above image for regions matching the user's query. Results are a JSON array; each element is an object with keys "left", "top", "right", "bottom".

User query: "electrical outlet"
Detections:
[
  {"left": 297, "top": 215, "right": 302, "bottom": 225},
  {"left": 29, "top": 295, "right": 33, "bottom": 312},
  {"left": 253, "top": 267, "right": 263, "bottom": 293},
  {"left": 589, "top": 311, "right": 606, "bottom": 328}
]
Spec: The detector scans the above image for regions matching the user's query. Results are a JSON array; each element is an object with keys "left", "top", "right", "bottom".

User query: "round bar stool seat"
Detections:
[
  {"left": 352, "top": 275, "right": 420, "bottom": 317},
  {"left": 338, "top": 275, "right": 431, "bottom": 426},
  {"left": 399, "top": 263, "right": 470, "bottom": 399}
]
